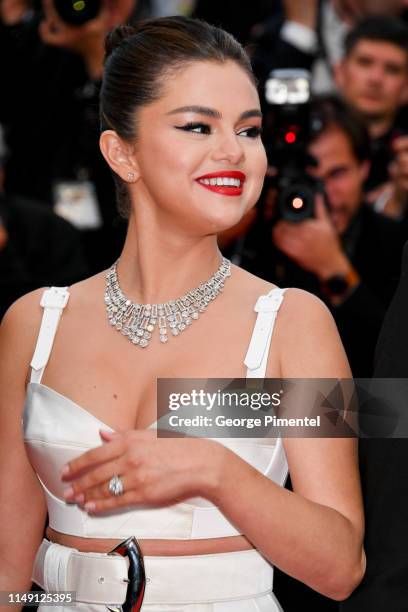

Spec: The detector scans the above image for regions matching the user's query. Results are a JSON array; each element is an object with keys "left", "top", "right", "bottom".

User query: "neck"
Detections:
[
  {"left": 116, "top": 214, "right": 223, "bottom": 305},
  {"left": 365, "top": 112, "right": 395, "bottom": 139}
]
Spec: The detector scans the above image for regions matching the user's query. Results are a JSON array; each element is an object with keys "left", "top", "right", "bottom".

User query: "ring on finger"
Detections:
[{"left": 108, "top": 474, "right": 124, "bottom": 497}]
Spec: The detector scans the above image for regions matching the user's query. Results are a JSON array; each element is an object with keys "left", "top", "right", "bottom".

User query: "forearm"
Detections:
[{"left": 206, "top": 448, "right": 365, "bottom": 601}]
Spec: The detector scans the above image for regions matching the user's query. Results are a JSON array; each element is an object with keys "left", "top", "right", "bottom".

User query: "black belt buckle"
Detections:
[{"left": 107, "top": 536, "right": 146, "bottom": 612}]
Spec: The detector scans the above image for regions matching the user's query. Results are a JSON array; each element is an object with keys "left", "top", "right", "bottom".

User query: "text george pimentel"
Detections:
[{"left": 166, "top": 390, "right": 321, "bottom": 429}]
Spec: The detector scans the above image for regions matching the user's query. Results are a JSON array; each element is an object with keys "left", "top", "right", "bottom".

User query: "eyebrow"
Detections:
[{"left": 166, "top": 105, "right": 262, "bottom": 120}]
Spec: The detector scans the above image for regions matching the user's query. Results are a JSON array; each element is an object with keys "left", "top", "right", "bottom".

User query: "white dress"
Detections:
[{"left": 23, "top": 286, "right": 288, "bottom": 610}]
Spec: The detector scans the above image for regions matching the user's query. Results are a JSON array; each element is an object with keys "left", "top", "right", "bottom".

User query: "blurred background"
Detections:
[{"left": 2, "top": 2, "right": 408, "bottom": 609}]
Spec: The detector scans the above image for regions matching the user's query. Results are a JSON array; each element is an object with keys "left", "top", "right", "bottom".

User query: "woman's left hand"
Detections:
[{"left": 61, "top": 430, "right": 226, "bottom": 513}]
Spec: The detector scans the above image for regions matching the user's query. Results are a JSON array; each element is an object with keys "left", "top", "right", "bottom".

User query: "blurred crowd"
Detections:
[{"left": 1, "top": 1, "right": 408, "bottom": 610}]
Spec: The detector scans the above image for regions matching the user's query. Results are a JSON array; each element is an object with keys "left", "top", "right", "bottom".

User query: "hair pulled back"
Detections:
[{"left": 100, "top": 16, "right": 255, "bottom": 218}]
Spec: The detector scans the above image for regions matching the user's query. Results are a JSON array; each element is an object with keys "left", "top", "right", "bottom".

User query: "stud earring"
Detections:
[{"left": 127, "top": 172, "right": 135, "bottom": 182}]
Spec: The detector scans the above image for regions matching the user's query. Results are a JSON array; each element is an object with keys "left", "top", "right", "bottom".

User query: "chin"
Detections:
[
  {"left": 356, "top": 99, "right": 388, "bottom": 118},
  {"left": 195, "top": 201, "right": 254, "bottom": 234},
  {"left": 205, "top": 214, "right": 247, "bottom": 235}
]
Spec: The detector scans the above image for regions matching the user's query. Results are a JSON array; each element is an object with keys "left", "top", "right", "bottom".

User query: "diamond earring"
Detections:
[{"left": 127, "top": 172, "right": 135, "bottom": 182}]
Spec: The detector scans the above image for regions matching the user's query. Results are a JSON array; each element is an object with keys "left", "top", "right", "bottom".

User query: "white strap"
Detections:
[
  {"left": 244, "top": 288, "right": 288, "bottom": 378},
  {"left": 32, "top": 539, "right": 128, "bottom": 605},
  {"left": 30, "top": 287, "right": 70, "bottom": 384},
  {"left": 43, "top": 542, "right": 71, "bottom": 592}
]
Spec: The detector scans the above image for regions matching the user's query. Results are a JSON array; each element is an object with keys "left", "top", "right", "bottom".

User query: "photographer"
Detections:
[
  {"left": 334, "top": 16, "right": 408, "bottom": 213},
  {"left": 240, "top": 97, "right": 403, "bottom": 377},
  {"left": 0, "top": 124, "right": 88, "bottom": 319},
  {"left": 1, "top": 0, "right": 141, "bottom": 274}
]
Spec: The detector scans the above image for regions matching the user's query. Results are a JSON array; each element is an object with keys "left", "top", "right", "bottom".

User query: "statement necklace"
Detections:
[{"left": 105, "top": 257, "right": 232, "bottom": 348}]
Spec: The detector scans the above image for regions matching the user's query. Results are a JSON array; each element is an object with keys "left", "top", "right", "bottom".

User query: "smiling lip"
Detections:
[{"left": 195, "top": 171, "right": 246, "bottom": 197}]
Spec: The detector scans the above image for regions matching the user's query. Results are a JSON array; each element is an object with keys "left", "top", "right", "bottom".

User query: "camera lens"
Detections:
[
  {"left": 278, "top": 184, "right": 315, "bottom": 222},
  {"left": 53, "top": 0, "right": 102, "bottom": 26}
]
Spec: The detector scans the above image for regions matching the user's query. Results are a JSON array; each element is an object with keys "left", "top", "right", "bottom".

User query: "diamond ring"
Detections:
[{"left": 108, "top": 475, "right": 124, "bottom": 496}]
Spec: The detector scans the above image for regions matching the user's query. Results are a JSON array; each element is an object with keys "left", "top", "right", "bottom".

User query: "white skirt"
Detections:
[{"left": 33, "top": 539, "right": 283, "bottom": 611}]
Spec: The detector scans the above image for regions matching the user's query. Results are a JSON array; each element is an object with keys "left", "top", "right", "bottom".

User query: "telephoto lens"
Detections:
[{"left": 53, "top": 0, "right": 102, "bottom": 26}]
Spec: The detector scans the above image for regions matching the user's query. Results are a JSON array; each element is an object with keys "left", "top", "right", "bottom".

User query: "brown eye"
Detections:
[
  {"left": 238, "top": 126, "right": 262, "bottom": 138},
  {"left": 176, "top": 123, "right": 211, "bottom": 135}
]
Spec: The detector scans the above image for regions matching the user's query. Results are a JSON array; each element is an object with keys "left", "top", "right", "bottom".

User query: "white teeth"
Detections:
[{"left": 199, "top": 177, "right": 242, "bottom": 187}]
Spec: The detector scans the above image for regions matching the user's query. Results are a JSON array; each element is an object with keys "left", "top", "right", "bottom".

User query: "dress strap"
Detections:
[
  {"left": 244, "top": 287, "right": 288, "bottom": 379},
  {"left": 30, "top": 287, "right": 70, "bottom": 384}
]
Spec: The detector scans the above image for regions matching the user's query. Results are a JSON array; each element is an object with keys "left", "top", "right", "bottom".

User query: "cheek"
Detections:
[
  {"left": 385, "top": 77, "right": 405, "bottom": 99},
  {"left": 138, "top": 137, "right": 195, "bottom": 197},
  {"left": 345, "top": 65, "right": 365, "bottom": 87},
  {"left": 247, "top": 146, "right": 268, "bottom": 202}
]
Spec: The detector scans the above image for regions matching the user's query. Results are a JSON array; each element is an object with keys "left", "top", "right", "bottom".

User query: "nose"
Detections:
[
  {"left": 324, "top": 180, "right": 341, "bottom": 209},
  {"left": 211, "top": 130, "right": 245, "bottom": 165},
  {"left": 367, "top": 64, "right": 384, "bottom": 85}
]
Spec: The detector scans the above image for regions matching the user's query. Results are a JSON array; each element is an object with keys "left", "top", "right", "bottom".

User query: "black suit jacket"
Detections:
[{"left": 341, "top": 241, "right": 408, "bottom": 610}]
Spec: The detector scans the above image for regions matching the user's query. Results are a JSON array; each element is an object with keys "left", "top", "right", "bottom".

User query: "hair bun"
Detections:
[{"left": 105, "top": 25, "right": 139, "bottom": 58}]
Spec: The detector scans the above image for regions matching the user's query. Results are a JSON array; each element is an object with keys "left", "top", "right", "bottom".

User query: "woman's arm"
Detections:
[
  {"left": 0, "top": 293, "right": 47, "bottom": 607},
  {"left": 210, "top": 289, "right": 364, "bottom": 601}
]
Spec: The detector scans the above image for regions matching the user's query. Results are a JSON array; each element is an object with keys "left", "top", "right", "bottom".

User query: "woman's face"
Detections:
[{"left": 129, "top": 60, "right": 267, "bottom": 235}]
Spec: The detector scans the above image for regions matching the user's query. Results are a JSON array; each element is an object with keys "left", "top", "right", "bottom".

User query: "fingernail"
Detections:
[
  {"left": 63, "top": 486, "right": 74, "bottom": 500},
  {"left": 75, "top": 493, "right": 85, "bottom": 504},
  {"left": 61, "top": 465, "right": 70, "bottom": 476},
  {"left": 84, "top": 501, "right": 96, "bottom": 512}
]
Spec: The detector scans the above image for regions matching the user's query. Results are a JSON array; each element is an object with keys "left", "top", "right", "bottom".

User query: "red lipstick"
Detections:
[{"left": 195, "top": 171, "right": 246, "bottom": 197}]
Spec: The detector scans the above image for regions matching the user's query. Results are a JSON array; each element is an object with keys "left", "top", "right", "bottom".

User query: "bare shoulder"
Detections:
[
  {"left": 277, "top": 287, "right": 334, "bottom": 329},
  {"left": 230, "top": 264, "right": 278, "bottom": 300},
  {"left": 272, "top": 288, "right": 351, "bottom": 378},
  {"left": 0, "top": 272, "right": 105, "bottom": 376},
  {"left": 0, "top": 288, "right": 46, "bottom": 372}
]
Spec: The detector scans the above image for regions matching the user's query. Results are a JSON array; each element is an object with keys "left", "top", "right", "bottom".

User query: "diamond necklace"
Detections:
[{"left": 105, "top": 257, "right": 231, "bottom": 347}]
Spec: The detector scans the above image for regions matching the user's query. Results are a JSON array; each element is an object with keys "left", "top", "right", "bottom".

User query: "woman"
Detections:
[{"left": 0, "top": 16, "right": 365, "bottom": 611}]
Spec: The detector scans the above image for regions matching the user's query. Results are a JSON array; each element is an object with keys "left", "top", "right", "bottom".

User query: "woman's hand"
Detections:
[{"left": 61, "top": 430, "right": 226, "bottom": 513}]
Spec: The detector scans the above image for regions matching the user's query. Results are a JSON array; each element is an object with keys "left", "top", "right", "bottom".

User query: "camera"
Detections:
[
  {"left": 263, "top": 69, "right": 323, "bottom": 222},
  {"left": 53, "top": 0, "right": 102, "bottom": 26}
]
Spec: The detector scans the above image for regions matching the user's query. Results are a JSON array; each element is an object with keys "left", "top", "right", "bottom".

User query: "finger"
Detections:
[
  {"left": 62, "top": 435, "right": 126, "bottom": 480},
  {"left": 392, "top": 135, "right": 408, "bottom": 153},
  {"left": 99, "top": 429, "right": 119, "bottom": 442},
  {"left": 315, "top": 195, "right": 329, "bottom": 220},
  {"left": 84, "top": 475, "right": 131, "bottom": 504},
  {"left": 63, "top": 458, "right": 125, "bottom": 502},
  {"left": 82, "top": 472, "right": 132, "bottom": 505},
  {"left": 83, "top": 489, "right": 146, "bottom": 514}
]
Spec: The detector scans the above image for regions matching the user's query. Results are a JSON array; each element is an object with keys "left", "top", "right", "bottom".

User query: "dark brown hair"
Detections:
[
  {"left": 100, "top": 16, "right": 256, "bottom": 218},
  {"left": 310, "top": 96, "right": 370, "bottom": 163},
  {"left": 344, "top": 16, "right": 408, "bottom": 59}
]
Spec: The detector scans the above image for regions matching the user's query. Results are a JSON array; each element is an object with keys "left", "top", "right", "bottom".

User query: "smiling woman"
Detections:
[{"left": 0, "top": 15, "right": 365, "bottom": 612}]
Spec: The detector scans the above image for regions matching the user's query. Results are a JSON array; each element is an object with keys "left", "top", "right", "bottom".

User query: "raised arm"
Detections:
[{"left": 0, "top": 292, "right": 47, "bottom": 608}]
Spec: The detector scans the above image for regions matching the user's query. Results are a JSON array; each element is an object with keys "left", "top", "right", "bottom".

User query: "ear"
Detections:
[
  {"left": 333, "top": 60, "right": 346, "bottom": 90},
  {"left": 99, "top": 130, "right": 140, "bottom": 183},
  {"left": 359, "top": 160, "right": 370, "bottom": 183}
]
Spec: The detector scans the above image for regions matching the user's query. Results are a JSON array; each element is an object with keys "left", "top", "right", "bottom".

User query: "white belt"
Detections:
[{"left": 33, "top": 539, "right": 274, "bottom": 606}]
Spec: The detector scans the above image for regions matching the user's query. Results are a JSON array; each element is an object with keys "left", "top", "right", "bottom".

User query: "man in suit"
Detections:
[{"left": 341, "top": 241, "right": 408, "bottom": 610}]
